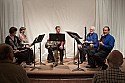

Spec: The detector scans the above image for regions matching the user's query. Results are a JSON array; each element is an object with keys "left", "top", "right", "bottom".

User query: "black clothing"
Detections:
[
  {"left": 47, "top": 43, "right": 64, "bottom": 62},
  {"left": 5, "top": 35, "right": 33, "bottom": 64}
]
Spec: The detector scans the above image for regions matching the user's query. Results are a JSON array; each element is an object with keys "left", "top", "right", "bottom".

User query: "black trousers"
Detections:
[
  {"left": 93, "top": 49, "right": 110, "bottom": 66},
  {"left": 47, "top": 46, "right": 64, "bottom": 62},
  {"left": 78, "top": 47, "right": 87, "bottom": 63},
  {"left": 78, "top": 47, "right": 97, "bottom": 64},
  {"left": 86, "top": 48, "right": 97, "bottom": 66},
  {"left": 14, "top": 48, "right": 33, "bottom": 64},
  {"left": 47, "top": 47, "right": 55, "bottom": 61},
  {"left": 86, "top": 48, "right": 111, "bottom": 67}
]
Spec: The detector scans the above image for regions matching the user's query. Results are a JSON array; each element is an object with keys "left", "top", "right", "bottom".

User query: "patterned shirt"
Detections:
[{"left": 92, "top": 67, "right": 125, "bottom": 83}]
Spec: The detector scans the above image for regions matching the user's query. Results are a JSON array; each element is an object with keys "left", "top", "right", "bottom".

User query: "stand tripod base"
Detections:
[
  {"left": 35, "top": 62, "right": 46, "bottom": 65},
  {"left": 72, "top": 67, "right": 84, "bottom": 71},
  {"left": 40, "top": 62, "right": 46, "bottom": 65},
  {"left": 68, "top": 61, "right": 77, "bottom": 65},
  {"left": 30, "top": 66, "right": 42, "bottom": 71}
]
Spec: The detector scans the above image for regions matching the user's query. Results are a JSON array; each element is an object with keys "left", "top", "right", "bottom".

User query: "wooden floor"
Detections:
[{"left": 24, "top": 58, "right": 125, "bottom": 83}]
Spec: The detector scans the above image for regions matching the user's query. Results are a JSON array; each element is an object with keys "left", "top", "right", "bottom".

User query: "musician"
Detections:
[
  {"left": 46, "top": 26, "right": 64, "bottom": 66},
  {"left": 19, "top": 27, "right": 33, "bottom": 47},
  {"left": 19, "top": 27, "right": 28, "bottom": 43},
  {"left": 91, "top": 26, "right": 115, "bottom": 70},
  {"left": 5, "top": 27, "right": 33, "bottom": 64},
  {"left": 78, "top": 26, "right": 98, "bottom": 67}
]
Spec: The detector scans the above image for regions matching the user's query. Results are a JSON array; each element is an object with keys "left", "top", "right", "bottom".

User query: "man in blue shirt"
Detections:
[
  {"left": 78, "top": 26, "right": 98, "bottom": 65},
  {"left": 92, "top": 26, "right": 115, "bottom": 70}
]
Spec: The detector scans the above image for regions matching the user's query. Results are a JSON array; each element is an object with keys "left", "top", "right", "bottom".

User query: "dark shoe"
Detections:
[
  {"left": 79, "top": 62, "right": 83, "bottom": 64},
  {"left": 53, "top": 62, "right": 58, "bottom": 67},
  {"left": 26, "top": 62, "right": 32, "bottom": 65},
  {"left": 48, "top": 60, "right": 54, "bottom": 63},
  {"left": 75, "top": 61, "right": 83, "bottom": 64},
  {"left": 60, "top": 62, "right": 64, "bottom": 65},
  {"left": 48, "top": 60, "right": 52, "bottom": 63},
  {"left": 86, "top": 65, "right": 96, "bottom": 68},
  {"left": 100, "top": 64, "right": 108, "bottom": 70}
]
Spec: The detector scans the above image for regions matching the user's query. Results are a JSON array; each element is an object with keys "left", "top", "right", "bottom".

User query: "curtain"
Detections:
[
  {"left": 22, "top": 0, "right": 96, "bottom": 58},
  {"left": 96, "top": 0, "right": 125, "bottom": 57},
  {"left": 1, "top": 0, "right": 125, "bottom": 58},
  {"left": 0, "top": 0, "right": 24, "bottom": 43}
]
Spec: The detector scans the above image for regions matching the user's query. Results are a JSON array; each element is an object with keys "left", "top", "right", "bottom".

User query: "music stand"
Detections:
[
  {"left": 66, "top": 31, "right": 82, "bottom": 65},
  {"left": 49, "top": 33, "right": 65, "bottom": 41},
  {"left": 30, "top": 34, "right": 45, "bottom": 71},
  {"left": 66, "top": 31, "right": 84, "bottom": 71},
  {"left": 37, "top": 34, "right": 46, "bottom": 65}
]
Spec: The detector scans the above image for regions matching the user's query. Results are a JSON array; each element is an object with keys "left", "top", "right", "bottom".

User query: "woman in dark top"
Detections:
[{"left": 5, "top": 27, "right": 33, "bottom": 64}]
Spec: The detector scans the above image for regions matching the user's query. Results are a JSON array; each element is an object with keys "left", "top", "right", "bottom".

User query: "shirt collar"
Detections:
[{"left": 107, "top": 67, "right": 121, "bottom": 71}]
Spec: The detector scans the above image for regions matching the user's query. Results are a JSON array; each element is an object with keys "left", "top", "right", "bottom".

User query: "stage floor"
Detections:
[{"left": 24, "top": 58, "right": 125, "bottom": 79}]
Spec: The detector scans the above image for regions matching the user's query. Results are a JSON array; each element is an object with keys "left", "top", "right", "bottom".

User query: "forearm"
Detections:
[{"left": 61, "top": 41, "right": 65, "bottom": 46}]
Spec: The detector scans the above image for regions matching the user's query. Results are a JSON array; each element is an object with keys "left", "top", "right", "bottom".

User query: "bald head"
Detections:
[
  {"left": 107, "top": 50, "right": 123, "bottom": 67},
  {"left": 0, "top": 43, "right": 14, "bottom": 61}
]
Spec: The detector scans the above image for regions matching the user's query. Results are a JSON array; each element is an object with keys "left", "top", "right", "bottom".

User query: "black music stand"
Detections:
[
  {"left": 30, "top": 34, "right": 45, "bottom": 71},
  {"left": 66, "top": 31, "right": 84, "bottom": 71},
  {"left": 66, "top": 31, "right": 82, "bottom": 65},
  {"left": 37, "top": 34, "right": 46, "bottom": 65},
  {"left": 49, "top": 33, "right": 65, "bottom": 41}
]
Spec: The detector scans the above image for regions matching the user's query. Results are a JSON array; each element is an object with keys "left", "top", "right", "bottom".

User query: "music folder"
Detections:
[
  {"left": 37, "top": 34, "right": 45, "bottom": 42},
  {"left": 66, "top": 31, "right": 82, "bottom": 44},
  {"left": 32, "top": 34, "right": 45, "bottom": 45},
  {"left": 66, "top": 31, "right": 82, "bottom": 39},
  {"left": 49, "top": 33, "right": 65, "bottom": 41}
]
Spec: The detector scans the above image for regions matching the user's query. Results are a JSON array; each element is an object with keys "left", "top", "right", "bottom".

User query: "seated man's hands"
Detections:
[
  {"left": 78, "top": 44, "right": 82, "bottom": 48},
  {"left": 90, "top": 44, "right": 94, "bottom": 48},
  {"left": 84, "top": 41, "right": 88, "bottom": 44},
  {"left": 28, "top": 43, "right": 32, "bottom": 47},
  {"left": 57, "top": 41, "right": 61, "bottom": 44},
  {"left": 13, "top": 49, "right": 26, "bottom": 53},
  {"left": 99, "top": 41, "right": 104, "bottom": 46},
  {"left": 13, "top": 50, "right": 20, "bottom": 53},
  {"left": 59, "top": 45, "right": 63, "bottom": 49}
]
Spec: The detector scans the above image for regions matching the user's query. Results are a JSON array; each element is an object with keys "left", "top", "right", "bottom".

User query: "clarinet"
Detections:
[{"left": 84, "top": 26, "right": 87, "bottom": 41}]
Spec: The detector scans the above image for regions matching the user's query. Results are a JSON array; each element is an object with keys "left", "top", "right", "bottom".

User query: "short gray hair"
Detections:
[{"left": 90, "top": 26, "right": 95, "bottom": 30}]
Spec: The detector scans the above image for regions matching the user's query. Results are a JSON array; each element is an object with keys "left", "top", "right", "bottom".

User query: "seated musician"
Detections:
[
  {"left": 90, "top": 26, "right": 115, "bottom": 70},
  {"left": 19, "top": 27, "right": 34, "bottom": 62},
  {"left": 5, "top": 27, "right": 33, "bottom": 64},
  {"left": 19, "top": 27, "right": 29, "bottom": 43},
  {"left": 19, "top": 27, "right": 33, "bottom": 46},
  {"left": 45, "top": 26, "right": 65, "bottom": 66},
  {"left": 78, "top": 26, "right": 98, "bottom": 68}
]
